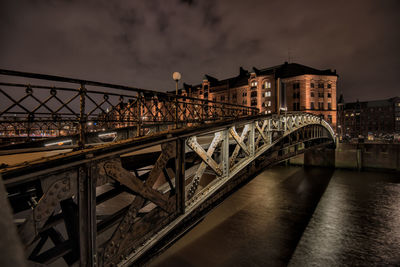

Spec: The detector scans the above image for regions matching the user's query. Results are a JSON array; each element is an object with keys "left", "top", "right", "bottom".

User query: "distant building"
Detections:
[
  {"left": 178, "top": 62, "right": 338, "bottom": 127},
  {"left": 337, "top": 96, "right": 400, "bottom": 140}
]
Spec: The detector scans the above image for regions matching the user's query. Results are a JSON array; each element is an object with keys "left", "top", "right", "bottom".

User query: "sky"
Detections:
[{"left": 1, "top": 0, "right": 399, "bottom": 102}]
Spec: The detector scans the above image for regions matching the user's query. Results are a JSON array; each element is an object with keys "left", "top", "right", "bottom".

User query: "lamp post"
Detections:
[{"left": 172, "top": 72, "right": 181, "bottom": 128}]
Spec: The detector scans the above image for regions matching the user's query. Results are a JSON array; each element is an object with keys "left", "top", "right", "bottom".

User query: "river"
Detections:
[{"left": 149, "top": 166, "right": 400, "bottom": 266}]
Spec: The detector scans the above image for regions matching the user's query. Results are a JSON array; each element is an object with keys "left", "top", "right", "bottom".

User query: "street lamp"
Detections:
[
  {"left": 172, "top": 72, "right": 181, "bottom": 95},
  {"left": 172, "top": 72, "right": 181, "bottom": 129}
]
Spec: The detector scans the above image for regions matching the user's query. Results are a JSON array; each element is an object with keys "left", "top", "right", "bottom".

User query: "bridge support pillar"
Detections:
[{"left": 304, "top": 147, "right": 335, "bottom": 168}]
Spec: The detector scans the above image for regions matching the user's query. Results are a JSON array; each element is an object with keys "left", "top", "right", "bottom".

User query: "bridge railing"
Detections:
[{"left": 0, "top": 69, "right": 258, "bottom": 146}]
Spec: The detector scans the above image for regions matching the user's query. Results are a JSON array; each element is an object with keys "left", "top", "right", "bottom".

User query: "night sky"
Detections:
[{"left": 1, "top": 0, "right": 399, "bottom": 102}]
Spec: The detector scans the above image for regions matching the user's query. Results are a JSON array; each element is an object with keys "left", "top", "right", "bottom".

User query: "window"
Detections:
[
  {"left": 318, "top": 102, "right": 323, "bottom": 110},
  {"left": 293, "top": 103, "right": 297, "bottom": 110},
  {"left": 251, "top": 91, "right": 257, "bottom": 97},
  {"left": 318, "top": 83, "right": 324, "bottom": 88},
  {"left": 293, "top": 93, "right": 297, "bottom": 98},
  {"left": 265, "top": 91, "right": 271, "bottom": 97},
  {"left": 311, "top": 92, "right": 315, "bottom": 97},
  {"left": 396, "top": 117, "right": 400, "bottom": 121},
  {"left": 318, "top": 92, "right": 324, "bottom": 98},
  {"left": 251, "top": 99, "right": 257, "bottom": 106},
  {"left": 204, "top": 85, "right": 209, "bottom": 90},
  {"left": 327, "top": 115, "right": 332, "bottom": 122},
  {"left": 297, "top": 92, "right": 300, "bottom": 99},
  {"left": 220, "top": 96, "right": 225, "bottom": 101},
  {"left": 212, "top": 97, "right": 216, "bottom": 101},
  {"left": 328, "top": 103, "right": 332, "bottom": 110},
  {"left": 311, "top": 102, "right": 315, "bottom": 110},
  {"left": 251, "top": 81, "right": 258, "bottom": 88},
  {"left": 263, "top": 81, "right": 271, "bottom": 89},
  {"left": 328, "top": 93, "right": 331, "bottom": 98},
  {"left": 242, "top": 92, "right": 247, "bottom": 97},
  {"left": 266, "top": 101, "right": 271, "bottom": 107},
  {"left": 293, "top": 83, "right": 300, "bottom": 89},
  {"left": 311, "top": 83, "right": 314, "bottom": 88},
  {"left": 233, "top": 93, "right": 237, "bottom": 99},
  {"left": 328, "top": 84, "right": 331, "bottom": 88}
]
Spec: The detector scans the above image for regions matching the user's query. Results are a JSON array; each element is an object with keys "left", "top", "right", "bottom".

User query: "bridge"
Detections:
[{"left": 0, "top": 70, "right": 336, "bottom": 267}]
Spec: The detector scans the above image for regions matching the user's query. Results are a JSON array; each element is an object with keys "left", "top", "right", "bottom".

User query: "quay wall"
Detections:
[{"left": 289, "top": 143, "right": 400, "bottom": 171}]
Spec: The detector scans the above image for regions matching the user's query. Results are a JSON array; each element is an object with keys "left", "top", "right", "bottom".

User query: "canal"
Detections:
[{"left": 149, "top": 166, "right": 400, "bottom": 266}]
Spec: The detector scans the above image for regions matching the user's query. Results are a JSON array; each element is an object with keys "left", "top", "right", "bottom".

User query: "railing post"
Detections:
[
  {"left": 176, "top": 139, "right": 186, "bottom": 214},
  {"left": 249, "top": 122, "right": 255, "bottom": 156},
  {"left": 79, "top": 84, "right": 86, "bottom": 148},
  {"left": 137, "top": 94, "right": 142, "bottom": 136},
  {"left": 221, "top": 129, "right": 229, "bottom": 177},
  {"left": 78, "top": 162, "right": 97, "bottom": 267}
]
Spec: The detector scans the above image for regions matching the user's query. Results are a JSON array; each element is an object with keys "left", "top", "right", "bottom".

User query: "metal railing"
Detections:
[{"left": 0, "top": 69, "right": 258, "bottom": 146}]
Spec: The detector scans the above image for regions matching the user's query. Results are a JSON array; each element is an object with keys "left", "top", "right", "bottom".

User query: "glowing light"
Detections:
[
  {"left": 98, "top": 132, "right": 117, "bottom": 138},
  {"left": 44, "top": 139, "right": 72, "bottom": 147}
]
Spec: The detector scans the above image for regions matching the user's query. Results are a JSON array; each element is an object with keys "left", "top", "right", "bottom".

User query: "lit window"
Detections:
[
  {"left": 264, "top": 81, "right": 271, "bottom": 88},
  {"left": 266, "top": 101, "right": 271, "bottom": 107},
  {"left": 351, "top": 113, "right": 354, "bottom": 116},
  {"left": 265, "top": 91, "right": 271, "bottom": 97},
  {"left": 396, "top": 117, "right": 400, "bottom": 121},
  {"left": 251, "top": 81, "right": 258, "bottom": 87}
]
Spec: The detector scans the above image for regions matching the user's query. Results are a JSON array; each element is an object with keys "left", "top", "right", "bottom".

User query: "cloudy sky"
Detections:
[{"left": 1, "top": 0, "right": 399, "bottom": 102}]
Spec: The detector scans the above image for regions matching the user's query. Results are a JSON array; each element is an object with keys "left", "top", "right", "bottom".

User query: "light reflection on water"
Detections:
[
  {"left": 149, "top": 167, "right": 400, "bottom": 267},
  {"left": 289, "top": 170, "right": 400, "bottom": 266}
]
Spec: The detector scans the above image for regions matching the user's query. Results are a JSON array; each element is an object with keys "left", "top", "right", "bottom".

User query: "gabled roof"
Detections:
[{"left": 255, "top": 62, "right": 338, "bottom": 78}]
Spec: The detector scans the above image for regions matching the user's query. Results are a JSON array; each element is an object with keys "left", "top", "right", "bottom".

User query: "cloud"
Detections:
[{"left": 0, "top": 0, "right": 399, "bottom": 101}]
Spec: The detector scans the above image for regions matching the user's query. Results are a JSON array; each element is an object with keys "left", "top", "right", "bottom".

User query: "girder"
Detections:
[{"left": 0, "top": 112, "right": 335, "bottom": 266}]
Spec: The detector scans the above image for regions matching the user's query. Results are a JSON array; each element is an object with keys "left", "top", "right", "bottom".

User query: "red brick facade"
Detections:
[{"left": 180, "top": 62, "right": 338, "bottom": 128}]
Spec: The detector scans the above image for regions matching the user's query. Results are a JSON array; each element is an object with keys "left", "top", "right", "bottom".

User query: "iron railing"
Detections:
[{"left": 0, "top": 69, "right": 258, "bottom": 146}]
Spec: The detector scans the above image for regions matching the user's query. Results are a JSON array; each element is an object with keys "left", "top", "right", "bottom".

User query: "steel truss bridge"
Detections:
[
  {"left": 0, "top": 110, "right": 335, "bottom": 266},
  {"left": 0, "top": 69, "right": 257, "bottom": 148}
]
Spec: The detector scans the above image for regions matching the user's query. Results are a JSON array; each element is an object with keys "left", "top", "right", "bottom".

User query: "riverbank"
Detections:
[{"left": 289, "top": 142, "right": 400, "bottom": 172}]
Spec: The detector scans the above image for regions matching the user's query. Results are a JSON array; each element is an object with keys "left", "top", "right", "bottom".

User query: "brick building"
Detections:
[
  {"left": 337, "top": 96, "right": 400, "bottom": 140},
  {"left": 179, "top": 62, "right": 338, "bottom": 127}
]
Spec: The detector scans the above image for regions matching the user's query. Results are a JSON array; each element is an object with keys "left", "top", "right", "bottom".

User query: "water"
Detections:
[{"left": 149, "top": 166, "right": 400, "bottom": 267}]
